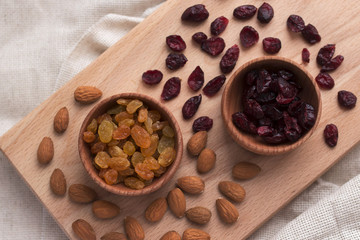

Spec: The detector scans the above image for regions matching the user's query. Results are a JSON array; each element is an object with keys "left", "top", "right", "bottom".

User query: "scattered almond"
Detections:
[
  {"left": 177, "top": 176, "right": 205, "bottom": 195},
  {"left": 167, "top": 188, "right": 186, "bottom": 218},
  {"left": 197, "top": 148, "right": 216, "bottom": 173},
  {"left": 183, "top": 228, "right": 210, "bottom": 240},
  {"left": 37, "top": 137, "right": 54, "bottom": 164},
  {"left": 160, "top": 231, "right": 181, "bottom": 240},
  {"left": 185, "top": 206, "right": 212, "bottom": 225},
  {"left": 92, "top": 200, "right": 120, "bottom": 219},
  {"left": 101, "top": 232, "right": 127, "bottom": 240},
  {"left": 53, "top": 107, "right": 69, "bottom": 133},
  {"left": 218, "top": 181, "right": 246, "bottom": 203},
  {"left": 50, "top": 168, "right": 66, "bottom": 196},
  {"left": 232, "top": 162, "right": 261, "bottom": 180},
  {"left": 74, "top": 86, "right": 102, "bottom": 104},
  {"left": 72, "top": 219, "right": 96, "bottom": 240},
  {"left": 124, "top": 216, "right": 145, "bottom": 240},
  {"left": 216, "top": 198, "right": 239, "bottom": 224},
  {"left": 145, "top": 197, "right": 168, "bottom": 222},
  {"left": 187, "top": 131, "right": 207, "bottom": 156},
  {"left": 68, "top": 184, "right": 97, "bottom": 203}
]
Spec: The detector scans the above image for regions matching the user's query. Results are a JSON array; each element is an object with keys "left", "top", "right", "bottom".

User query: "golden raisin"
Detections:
[
  {"left": 116, "top": 98, "right": 131, "bottom": 106},
  {"left": 141, "top": 134, "right": 159, "bottom": 157},
  {"left": 107, "top": 139, "right": 120, "bottom": 147},
  {"left": 162, "top": 125, "right": 175, "bottom": 137},
  {"left": 98, "top": 120, "right": 114, "bottom": 143},
  {"left": 112, "top": 124, "right": 131, "bottom": 140},
  {"left": 114, "top": 112, "right": 133, "bottom": 123},
  {"left": 119, "top": 168, "right": 135, "bottom": 177},
  {"left": 126, "top": 100, "right": 143, "bottom": 114},
  {"left": 91, "top": 142, "right": 106, "bottom": 154},
  {"left": 131, "top": 125, "right": 151, "bottom": 148},
  {"left": 97, "top": 113, "right": 112, "bottom": 124},
  {"left": 123, "top": 141, "right": 136, "bottom": 156},
  {"left": 124, "top": 177, "right": 145, "bottom": 190},
  {"left": 119, "top": 118, "right": 135, "bottom": 127},
  {"left": 158, "top": 147, "right": 176, "bottom": 167},
  {"left": 94, "top": 151, "right": 110, "bottom": 168},
  {"left": 108, "top": 146, "right": 127, "bottom": 158},
  {"left": 135, "top": 163, "right": 154, "bottom": 181},
  {"left": 87, "top": 118, "right": 98, "bottom": 133},
  {"left": 131, "top": 152, "right": 144, "bottom": 167},
  {"left": 152, "top": 121, "right": 169, "bottom": 131},
  {"left": 107, "top": 105, "right": 125, "bottom": 115},
  {"left": 137, "top": 107, "right": 148, "bottom": 123},
  {"left": 148, "top": 110, "right": 161, "bottom": 122},
  {"left": 153, "top": 166, "right": 167, "bottom": 177},
  {"left": 83, "top": 131, "right": 96, "bottom": 143},
  {"left": 143, "top": 156, "right": 160, "bottom": 170},
  {"left": 103, "top": 168, "right": 118, "bottom": 185},
  {"left": 108, "top": 157, "right": 130, "bottom": 171},
  {"left": 158, "top": 136, "right": 175, "bottom": 153},
  {"left": 144, "top": 117, "right": 153, "bottom": 134}
]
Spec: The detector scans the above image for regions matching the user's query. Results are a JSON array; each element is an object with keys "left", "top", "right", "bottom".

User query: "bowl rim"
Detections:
[{"left": 78, "top": 92, "right": 183, "bottom": 196}]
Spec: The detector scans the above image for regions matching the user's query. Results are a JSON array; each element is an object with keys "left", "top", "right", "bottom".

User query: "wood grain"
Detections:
[{"left": 1, "top": 0, "right": 360, "bottom": 239}]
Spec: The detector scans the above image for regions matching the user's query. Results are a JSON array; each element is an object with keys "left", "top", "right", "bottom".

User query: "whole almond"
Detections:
[
  {"left": 74, "top": 86, "right": 102, "bottom": 104},
  {"left": 183, "top": 228, "right": 210, "bottom": 240},
  {"left": 185, "top": 206, "right": 212, "bottom": 225},
  {"left": 37, "top": 137, "right": 54, "bottom": 164},
  {"left": 232, "top": 162, "right": 261, "bottom": 180},
  {"left": 92, "top": 200, "right": 120, "bottom": 219},
  {"left": 101, "top": 232, "right": 127, "bottom": 240},
  {"left": 53, "top": 107, "right": 69, "bottom": 133},
  {"left": 50, "top": 168, "right": 66, "bottom": 196},
  {"left": 68, "top": 184, "right": 97, "bottom": 203},
  {"left": 124, "top": 216, "right": 145, "bottom": 240},
  {"left": 145, "top": 197, "right": 168, "bottom": 222},
  {"left": 197, "top": 148, "right": 216, "bottom": 173},
  {"left": 177, "top": 176, "right": 205, "bottom": 195},
  {"left": 160, "top": 231, "right": 181, "bottom": 240},
  {"left": 216, "top": 198, "right": 239, "bottom": 224},
  {"left": 187, "top": 131, "right": 207, "bottom": 156},
  {"left": 167, "top": 188, "right": 186, "bottom": 218},
  {"left": 218, "top": 181, "right": 246, "bottom": 203},
  {"left": 72, "top": 219, "right": 96, "bottom": 240}
]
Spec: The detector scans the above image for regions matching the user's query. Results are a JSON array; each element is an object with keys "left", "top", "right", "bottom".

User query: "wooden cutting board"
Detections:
[{"left": 1, "top": 0, "right": 360, "bottom": 239}]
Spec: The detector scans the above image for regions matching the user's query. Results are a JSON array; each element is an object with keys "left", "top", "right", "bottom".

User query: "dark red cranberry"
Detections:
[
  {"left": 257, "top": 126, "right": 274, "bottom": 137},
  {"left": 203, "top": 75, "right": 226, "bottom": 96},
  {"left": 192, "top": 32, "right": 208, "bottom": 44},
  {"left": 242, "top": 85, "right": 257, "bottom": 102},
  {"left": 324, "top": 124, "right": 338, "bottom": 147},
  {"left": 161, "top": 77, "right": 181, "bottom": 101},
  {"left": 277, "top": 78, "right": 297, "bottom": 98},
  {"left": 181, "top": 4, "right": 209, "bottom": 22},
  {"left": 210, "top": 16, "right": 229, "bottom": 36},
  {"left": 165, "top": 53, "right": 187, "bottom": 70},
  {"left": 262, "top": 104, "right": 283, "bottom": 120},
  {"left": 233, "top": 5, "right": 257, "bottom": 19},
  {"left": 257, "top": 69, "right": 272, "bottom": 93},
  {"left": 240, "top": 26, "right": 259, "bottom": 48},
  {"left": 302, "top": 48, "right": 310, "bottom": 63},
  {"left": 255, "top": 91, "right": 276, "bottom": 104},
  {"left": 287, "top": 15, "right": 305, "bottom": 32},
  {"left": 298, "top": 103, "right": 316, "bottom": 130},
  {"left": 182, "top": 94, "right": 202, "bottom": 119},
  {"left": 338, "top": 90, "right": 357, "bottom": 109},
  {"left": 257, "top": 2, "right": 274, "bottom": 23},
  {"left": 188, "top": 66, "right": 204, "bottom": 91},
  {"left": 321, "top": 55, "right": 344, "bottom": 72},
  {"left": 301, "top": 24, "right": 321, "bottom": 44},
  {"left": 193, "top": 116, "right": 213, "bottom": 132},
  {"left": 316, "top": 44, "right": 335, "bottom": 66},
  {"left": 283, "top": 112, "right": 302, "bottom": 133},
  {"left": 315, "top": 72, "right": 334, "bottom": 89},
  {"left": 142, "top": 70, "right": 163, "bottom": 85},
  {"left": 166, "top": 35, "right": 186, "bottom": 52},
  {"left": 244, "top": 99, "right": 264, "bottom": 119},
  {"left": 201, "top": 37, "right": 226, "bottom": 56},
  {"left": 258, "top": 117, "right": 273, "bottom": 127},
  {"left": 278, "top": 70, "right": 294, "bottom": 81},
  {"left": 220, "top": 45, "right": 240, "bottom": 74},
  {"left": 262, "top": 37, "right": 281, "bottom": 54},
  {"left": 288, "top": 100, "right": 304, "bottom": 117},
  {"left": 245, "top": 70, "right": 259, "bottom": 86},
  {"left": 263, "top": 132, "right": 287, "bottom": 144},
  {"left": 232, "top": 112, "right": 257, "bottom": 134}
]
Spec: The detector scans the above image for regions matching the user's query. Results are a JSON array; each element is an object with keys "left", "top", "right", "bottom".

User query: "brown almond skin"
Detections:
[
  {"left": 232, "top": 162, "right": 261, "bottom": 180},
  {"left": 68, "top": 184, "right": 97, "bottom": 203},
  {"left": 50, "top": 168, "right": 66, "bottom": 196},
  {"left": 101, "top": 232, "right": 127, "bottom": 240},
  {"left": 218, "top": 181, "right": 246, "bottom": 203},
  {"left": 53, "top": 107, "right": 69, "bottom": 133},
  {"left": 187, "top": 131, "right": 207, "bottom": 156},
  {"left": 124, "top": 216, "right": 145, "bottom": 240},
  {"left": 37, "top": 137, "right": 54, "bottom": 164},
  {"left": 74, "top": 86, "right": 102, "bottom": 104},
  {"left": 197, "top": 148, "right": 216, "bottom": 173},
  {"left": 183, "top": 228, "right": 210, "bottom": 240},
  {"left": 167, "top": 188, "right": 186, "bottom": 218},
  {"left": 145, "top": 197, "right": 168, "bottom": 222},
  {"left": 216, "top": 198, "right": 239, "bottom": 224},
  {"left": 72, "top": 219, "right": 96, "bottom": 240},
  {"left": 177, "top": 176, "right": 205, "bottom": 194},
  {"left": 160, "top": 231, "right": 181, "bottom": 240},
  {"left": 185, "top": 206, "right": 212, "bottom": 224},
  {"left": 92, "top": 200, "right": 120, "bottom": 219}
]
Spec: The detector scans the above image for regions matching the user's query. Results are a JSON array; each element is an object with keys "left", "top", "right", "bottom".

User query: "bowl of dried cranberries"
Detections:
[
  {"left": 78, "top": 93, "right": 183, "bottom": 196},
  {"left": 221, "top": 56, "right": 322, "bottom": 155}
]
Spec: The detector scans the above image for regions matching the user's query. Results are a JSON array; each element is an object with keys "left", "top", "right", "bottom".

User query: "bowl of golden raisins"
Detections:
[{"left": 78, "top": 93, "right": 183, "bottom": 196}]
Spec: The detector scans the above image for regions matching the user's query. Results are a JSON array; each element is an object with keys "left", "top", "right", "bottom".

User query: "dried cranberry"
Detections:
[
  {"left": 315, "top": 72, "right": 334, "bottom": 89},
  {"left": 245, "top": 70, "right": 259, "bottom": 86},
  {"left": 277, "top": 78, "right": 297, "bottom": 98},
  {"left": 182, "top": 94, "right": 202, "bottom": 119},
  {"left": 193, "top": 116, "right": 213, "bottom": 132},
  {"left": 142, "top": 70, "right": 163, "bottom": 85},
  {"left": 288, "top": 100, "right": 304, "bottom": 117},
  {"left": 262, "top": 37, "right": 281, "bottom": 54},
  {"left": 240, "top": 26, "right": 259, "bottom": 48},
  {"left": 244, "top": 99, "right": 264, "bottom": 119},
  {"left": 181, "top": 4, "right": 209, "bottom": 22},
  {"left": 276, "top": 93, "right": 295, "bottom": 105},
  {"left": 257, "top": 69, "right": 272, "bottom": 93},
  {"left": 255, "top": 91, "right": 276, "bottom": 103},
  {"left": 210, "top": 16, "right": 229, "bottom": 36},
  {"left": 324, "top": 124, "right": 338, "bottom": 147},
  {"left": 203, "top": 75, "right": 226, "bottom": 96},
  {"left": 166, "top": 35, "right": 186, "bottom": 52},
  {"left": 258, "top": 117, "right": 273, "bottom": 127},
  {"left": 301, "top": 24, "right": 321, "bottom": 44},
  {"left": 316, "top": 44, "right": 335, "bottom": 66},
  {"left": 188, "top": 66, "right": 204, "bottom": 91},
  {"left": 287, "top": 15, "right": 305, "bottom": 32},
  {"left": 257, "top": 126, "right": 274, "bottom": 137},
  {"left": 233, "top": 5, "right": 257, "bottom": 19},
  {"left": 220, "top": 45, "right": 240, "bottom": 74},
  {"left": 161, "top": 77, "right": 181, "bottom": 101},
  {"left": 338, "top": 90, "right": 357, "bottom": 109},
  {"left": 232, "top": 112, "right": 257, "bottom": 134},
  {"left": 192, "top": 32, "right": 208, "bottom": 44},
  {"left": 257, "top": 2, "right": 274, "bottom": 23},
  {"left": 263, "top": 132, "right": 287, "bottom": 144},
  {"left": 298, "top": 103, "right": 316, "bottom": 130},
  {"left": 165, "top": 53, "right": 188, "bottom": 70},
  {"left": 302, "top": 48, "right": 310, "bottom": 63},
  {"left": 278, "top": 70, "right": 294, "bottom": 81},
  {"left": 242, "top": 85, "right": 257, "bottom": 102},
  {"left": 283, "top": 112, "right": 302, "bottom": 133},
  {"left": 321, "top": 55, "right": 344, "bottom": 72},
  {"left": 262, "top": 104, "right": 283, "bottom": 120},
  {"left": 201, "top": 37, "right": 226, "bottom": 56}
]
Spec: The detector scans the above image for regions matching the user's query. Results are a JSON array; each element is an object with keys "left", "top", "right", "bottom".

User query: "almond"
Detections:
[
  {"left": 92, "top": 200, "right": 120, "bottom": 219},
  {"left": 124, "top": 216, "right": 145, "bottom": 240},
  {"left": 101, "top": 232, "right": 127, "bottom": 240},
  {"left": 74, "top": 86, "right": 102, "bottom": 104},
  {"left": 53, "top": 107, "right": 69, "bottom": 133},
  {"left": 183, "top": 228, "right": 210, "bottom": 240},
  {"left": 185, "top": 206, "right": 212, "bottom": 225},
  {"left": 160, "top": 231, "right": 181, "bottom": 240},
  {"left": 218, "top": 181, "right": 246, "bottom": 203},
  {"left": 50, "top": 168, "right": 66, "bottom": 196},
  {"left": 167, "top": 188, "right": 186, "bottom": 218},
  {"left": 37, "top": 137, "right": 54, "bottom": 164},
  {"left": 187, "top": 131, "right": 207, "bottom": 156},
  {"left": 216, "top": 198, "right": 239, "bottom": 224},
  {"left": 232, "top": 162, "right": 261, "bottom": 180},
  {"left": 68, "top": 184, "right": 97, "bottom": 203},
  {"left": 197, "top": 148, "right": 216, "bottom": 173},
  {"left": 177, "top": 176, "right": 205, "bottom": 195},
  {"left": 145, "top": 197, "right": 167, "bottom": 222},
  {"left": 72, "top": 219, "right": 96, "bottom": 240}
]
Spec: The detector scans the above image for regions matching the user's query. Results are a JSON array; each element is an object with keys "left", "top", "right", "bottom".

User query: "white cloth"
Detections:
[{"left": 1, "top": 1, "right": 360, "bottom": 239}]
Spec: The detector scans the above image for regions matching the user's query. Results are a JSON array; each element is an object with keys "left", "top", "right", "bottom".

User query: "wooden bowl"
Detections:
[
  {"left": 221, "top": 56, "right": 322, "bottom": 155},
  {"left": 78, "top": 93, "right": 183, "bottom": 196}
]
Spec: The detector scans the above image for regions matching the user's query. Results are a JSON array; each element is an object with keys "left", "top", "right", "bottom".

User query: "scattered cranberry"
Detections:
[
  {"left": 262, "top": 37, "right": 281, "bottom": 54},
  {"left": 165, "top": 53, "right": 188, "bottom": 70},
  {"left": 257, "top": 2, "right": 274, "bottom": 23},
  {"left": 232, "top": 112, "right": 257, "bottom": 134},
  {"left": 182, "top": 94, "right": 202, "bottom": 119},
  {"left": 302, "top": 48, "right": 310, "bottom": 63},
  {"left": 324, "top": 124, "right": 338, "bottom": 147},
  {"left": 287, "top": 15, "right": 305, "bottom": 32},
  {"left": 210, "top": 16, "right": 229, "bottom": 36},
  {"left": 301, "top": 24, "right": 321, "bottom": 44},
  {"left": 181, "top": 4, "right": 209, "bottom": 22},
  {"left": 203, "top": 75, "right": 226, "bottom": 96},
  {"left": 338, "top": 90, "right": 357, "bottom": 109},
  {"left": 220, "top": 45, "right": 240, "bottom": 74},
  {"left": 233, "top": 5, "right": 257, "bottom": 19},
  {"left": 321, "top": 55, "right": 344, "bottom": 72},
  {"left": 315, "top": 72, "right": 334, "bottom": 89},
  {"left": 316, "top": 44, "right": 335, "bottom": 66},
  {"left": 142, "top": 70, "right": 163, "bottom": 85},
  {"left": 161, "top": 77, "right": 181, "bottom": 101},
  {"left": 192, "top": 32, "right": 208, "bottom": 44},
  {"left": 188, "top": 66, "right": 204, "bottom": 91},
  {"left": 201, "top": 37, "right": 226, "bottom": 56},
  {"left": 166, "top": 35, "right": 186, "bottom": 52},
  {"left": 193, "top": 116, "right": 213, "bottom": 132},
  {"left": 240, "top": 26, "right": 259, "bottom": 48}
]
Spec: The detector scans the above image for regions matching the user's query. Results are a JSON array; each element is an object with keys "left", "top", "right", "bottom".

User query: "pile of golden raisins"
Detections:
[{"left": 83, "top": 98, "right": 176, "bottom": 190}]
